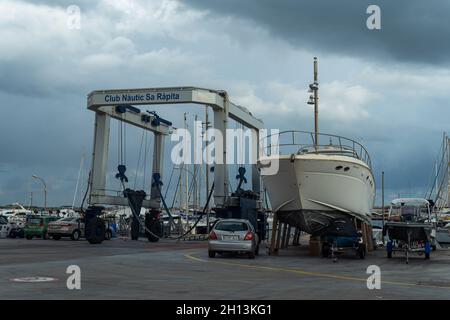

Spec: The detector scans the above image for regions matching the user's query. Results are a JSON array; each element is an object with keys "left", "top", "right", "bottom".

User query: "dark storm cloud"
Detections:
[{"left": 185, "top": 0, "right": 450, "bottom": 65}]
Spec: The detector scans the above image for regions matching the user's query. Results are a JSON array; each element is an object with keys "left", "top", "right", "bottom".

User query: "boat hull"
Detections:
[
  {"left": 383, "top": 222, "right": 433, "bottom": 243},
  {"left": 260, "top": 154, "right": 375, "bottom": 235}
]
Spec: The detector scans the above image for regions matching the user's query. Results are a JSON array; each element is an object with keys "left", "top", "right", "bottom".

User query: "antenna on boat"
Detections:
[{"left": 307, "top": 57, "right": 319, "bottom": 146}]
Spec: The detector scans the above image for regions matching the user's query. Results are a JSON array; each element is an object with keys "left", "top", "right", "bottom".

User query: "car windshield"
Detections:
[
  {"left": 0, "top": 216, "right": 7, "bottom": 224},
  {"left": 215, "top": 221, "right": 249, "bottom": 232}
]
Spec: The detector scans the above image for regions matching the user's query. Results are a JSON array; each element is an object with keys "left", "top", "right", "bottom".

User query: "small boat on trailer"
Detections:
[{"left": 383, "top": 198, "right": 437, "bottom": 264}]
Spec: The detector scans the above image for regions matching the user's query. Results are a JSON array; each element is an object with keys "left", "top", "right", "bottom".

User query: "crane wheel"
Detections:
[{"left": 86, "top": 217, "right": 105, "bottom": 244}]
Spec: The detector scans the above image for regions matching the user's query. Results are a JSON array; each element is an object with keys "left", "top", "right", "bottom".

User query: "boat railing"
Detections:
[{"left": 262, "top": 130, "right": 372, "bottom": 169}]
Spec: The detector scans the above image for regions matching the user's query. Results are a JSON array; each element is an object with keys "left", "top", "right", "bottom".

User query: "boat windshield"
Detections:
[
  {"left": 389, "top": 204, "right": 430, "bottom": 222},
  {"left": 261, "top": 130, "right": 371, "bottom": 169}
]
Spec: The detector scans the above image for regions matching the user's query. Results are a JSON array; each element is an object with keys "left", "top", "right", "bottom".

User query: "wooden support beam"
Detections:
[
  {"left": 309, "top": 235, "right": 321, "bottom": 256},
  {"left": 269, "top": 213, "right": 278, "bottom": 255},
  {"left": 365, "top": 223, "right": 374, "bottom": 252},
  {"left": 281, "top": 223, "right": 288, "bottom": 249},
  {"left": 284, "top": 225, "right": 291, "bottom": 248},
  {"left": 275, "top": 222, "right": 283, "bottom": 254},
  {"left": 294, "top": 229, "right": 301, "bottom": 245}
]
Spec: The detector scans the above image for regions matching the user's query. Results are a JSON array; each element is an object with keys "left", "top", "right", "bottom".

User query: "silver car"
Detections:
[
  {"left": 208, "top": 219, "right": 259, "bottom": 259},
  {"left": 48, "top": 217, "right": 85, "bottom": 240}
]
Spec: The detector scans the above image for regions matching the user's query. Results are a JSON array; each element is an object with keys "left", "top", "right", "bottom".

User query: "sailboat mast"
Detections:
[{"left": 447, "top": 134, "right": 450, "bottom": 207}]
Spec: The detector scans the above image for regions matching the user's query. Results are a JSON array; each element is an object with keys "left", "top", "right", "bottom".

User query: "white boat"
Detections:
[
  {"left": 258, "top": 58, "right": 375, "bottom": 236},
  {"left": 0, "top": 203, "right": 32, "bottom": 222},
  {"left": 259, "top": 131, "right": 375, "bottom": 235}
]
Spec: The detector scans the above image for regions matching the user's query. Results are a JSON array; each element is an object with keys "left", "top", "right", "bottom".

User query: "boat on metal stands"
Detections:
[{"left": 259, "top": 130, "right": 375, "bottom": 236}]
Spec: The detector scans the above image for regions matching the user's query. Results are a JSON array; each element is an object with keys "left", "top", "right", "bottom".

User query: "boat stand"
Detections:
[{"left": 269, "top": 213, "right": 300, "bottom": 255}]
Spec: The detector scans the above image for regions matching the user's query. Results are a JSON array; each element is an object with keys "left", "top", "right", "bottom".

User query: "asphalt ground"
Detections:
[{"left": 1, "top": 237, "right": 450, "bottom": 299}]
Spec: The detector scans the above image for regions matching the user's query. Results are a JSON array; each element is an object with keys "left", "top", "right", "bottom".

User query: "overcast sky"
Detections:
[{"left": 0, "top": 0, "right": 448, "bottom": 207}]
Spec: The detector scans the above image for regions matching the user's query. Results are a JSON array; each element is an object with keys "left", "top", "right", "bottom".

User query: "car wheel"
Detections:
[
  {"left": 43, "top": 233, "right": 49, "bottom": 240},
  {"left": 71, "top": 230, "right": 81, "bottom": 241},
  {"left": 208, "top": 250, "right": 216, "bottom": 258},
  {"left": 53, "top": 235, "right": 61, "bottom": 240},
  {"left": 104, "top": 230, "right": 112, "bottom": 240},
  {"left": 255, "top": 245, "right": 259, "bottom": 256},
  {"left": 26, "top": 235, "right": 32, "bottom": 240},
  {"left": 9, "top": 231, "right": 16, "bottom": 239},
  {"left": 248, "top": 251, "right": 255, "bottom": 259}
]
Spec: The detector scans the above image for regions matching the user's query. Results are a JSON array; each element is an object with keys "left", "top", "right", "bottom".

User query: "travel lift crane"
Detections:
[{"left": 84, "top": 87, "right": 265, "bottom": 244}]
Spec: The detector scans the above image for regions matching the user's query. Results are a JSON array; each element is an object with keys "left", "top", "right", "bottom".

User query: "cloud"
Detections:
[
  {"left": 0, "top": 0, "right": 448, "bottom": 206},
  {"left": 184, "top": 0, "right": 450, "bottom": 65},
  {"left": 232, "top": 80, "right": 377, "bottom": 122}
]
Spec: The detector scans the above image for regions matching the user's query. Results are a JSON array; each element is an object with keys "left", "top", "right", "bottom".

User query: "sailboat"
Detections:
[{"left": 258, "top": 58, "right": 375, "bottom": 236}]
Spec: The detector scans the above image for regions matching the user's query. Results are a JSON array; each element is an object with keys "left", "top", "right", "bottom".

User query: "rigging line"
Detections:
[
  {"left": 187, "top": 167, "right": 197, "bottom": 203},
  {"left": 120, "top": 120, "right": 123, "bottom": 164},
  {"left": 170, "top": 167, "right": 183, "bottom": 209},
  {"left": 164, "top": 165, "right": 176, "bottom": 199},
  {"left": 122, "top": 121, "right": 127, "bottom": 164},
  {"left": 172, "top": 182, "right": 215, "bottom": 240},
  {"left": 133, "top": 129, "right": 145, "bottom": 189},
  {"left": 425, "top": 140, "right": 444, "bottom": 198},
  {"left": 142, "top": 130, "right": 149, "bottom": 190},
  {"left": 427, "top": 139, "right": 448, "bottom": 198},
  {"left": 117, "top": 120, "right": 120, "bottom": 166}
]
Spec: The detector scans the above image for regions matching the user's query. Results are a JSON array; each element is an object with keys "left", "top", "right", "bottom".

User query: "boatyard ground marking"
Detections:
[
  {"left": 185, "top": 252, "right": 450, "bottom": 290},
  {"left": 10, "top": 276, "right": 58, "bottom": 283}
]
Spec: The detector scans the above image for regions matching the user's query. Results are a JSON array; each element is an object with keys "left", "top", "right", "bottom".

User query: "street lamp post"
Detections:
[{"left": 32, "top": 175, "right": 47, "bottom": 212}]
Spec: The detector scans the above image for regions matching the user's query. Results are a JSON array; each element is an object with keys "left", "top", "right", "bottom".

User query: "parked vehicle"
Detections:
[
  {"left": 0, "top": 216, "right": 10, "bottom": 238},
  {"left": 321, "top": 216, "right": 366, "bottom": 262},
  {"left": 24, "top": 215, "right": 59, "bottom": 239},
  {"left": 8, "top": 221, "right": 25, "bottom": 238},
  {"left": 0, "top": 203, "right": 32, "bottom": 221},
  {"left": 0, "top": 215, "right": 25, "bottom": 238},
  {"left": 383, "top": 198, "right": 436, "bottom": 263},
  {"left": 48, "top": 217, "right": 85, "bottom": 240},
  {"left": 104, "top": 217, "right": 117, "bottom": 240},
  {"left": 371, "top": 219, "right": 386, "bottom": 247},
  {"left": 208, "top": 219, "right": 259, "bottom": 259}
]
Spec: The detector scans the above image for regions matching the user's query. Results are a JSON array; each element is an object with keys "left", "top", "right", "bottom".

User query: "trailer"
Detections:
[{"left": 383, "top": 198, "right": 436, "bottom": 264}]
